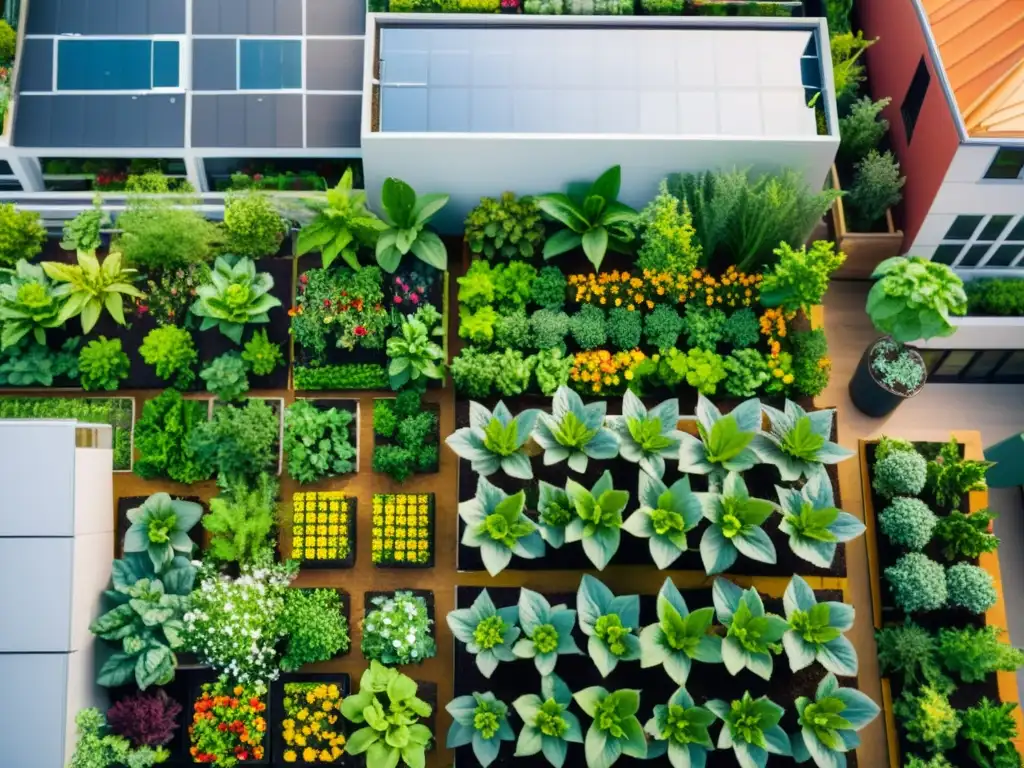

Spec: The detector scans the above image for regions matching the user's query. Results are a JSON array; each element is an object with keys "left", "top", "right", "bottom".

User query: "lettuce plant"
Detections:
[
  {"left": 706, "top": 692, "right": 791, "bottom": 768},
  {"left": 533, "top": 386, "right": 619, "bottom": 473},
  {"left": 606, "top": 390, "right": 684, "bottom": 479},
  {"left": 123, "top": 493, "right": 203, "bottom": 571},
  {"left": 783, "top": 575, "right": 857, "bottom": 677},
  {"left": 622, "top": 471, "right": 702, "bottom": 569},
  {"left": 459, "top": 476, "right": 545, "bottom": 576},
  {"left": 755, "top": 401, "right": 853, "bottom": 482},
  {"left": 639, "top": 578, "right": 722, "bottom": 685},
  {"left": 573, "top": 687, "right": 648, "bottom": 768},
  {"left": 446, "top": 589, "right": 521, "bottom": 678},
  {"left": 513, "top": 673, "right": 583, "bottom": 768},
  {"left": 679, "top": 395, "right": 762, "bottom": 487},
  {"left": 698, "top": 471, "right": 778, "bottom": 575},
  {"left": 446, "top": 400, "right": 540, "bottom": 479},
  {"left": 190, "top": 255, "right": 281, "bottom": 344},
  {"left": 776, "top": 472, "right": 865, "bottom": 568},
  {"left": 713, "top": 578, "right": 788, "bottom": 680},
  {"left": 536, "top": 480, "right": 573, "bottom": 548},
  {"left": 446, "top": 692, "right": 514, "bottom": 768},
  {"left": 577, "top": 575, "right": 641, "bottom": 677},
  {"left": 791, "top": 672, "right": 880, "bottom": 768},
  {"left": 565, "top": 470, "right": 630, "bottom": 570},
  {"left": 0, "top": 259, "right": 65, "bottom": 349},
  {"left": 644, "top": 687, "right": 716, "bottom": 768},
  {"left": 513, "top": 588, "right": 582, "bottom": 675}
]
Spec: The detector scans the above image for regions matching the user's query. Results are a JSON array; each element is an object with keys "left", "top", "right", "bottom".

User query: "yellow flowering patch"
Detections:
[
  {"left": 567, "top": 267, "right": 761, "bottom": 310},
  {"left": 291, "top": 492, "right": 352, "bottom": 563},
  {"left": 371, "top": 493, "right": 433, "bottom": 566},
  {"left": 569, "top": 349, "right": 646, "bottom": 395},
  {"left": 282, "top": 683, "right": 345, "bottom": 763},
  {"left": 759, "top": 307, "right": 797, "bottom": 359}
]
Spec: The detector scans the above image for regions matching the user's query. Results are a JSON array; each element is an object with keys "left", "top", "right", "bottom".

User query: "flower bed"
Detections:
[
  {"left": 188, "top": 678, "right": 269, "bottom": 765},
  {"left": 362, "top": 590, "right": 437, "bottom": 665},
  {"left": 270, "top": 674, "right": 349, "bottom": 765},
  {"left": 288, "top": 491, "right": 356, "bottom": 568},
  {"left": 371, "top": 492, "right": 435, "bottom": 568}
]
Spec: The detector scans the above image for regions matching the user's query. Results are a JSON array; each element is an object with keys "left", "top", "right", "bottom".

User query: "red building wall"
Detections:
[{"left": 855, "top": 0, "right": 961, "bottom": 249}]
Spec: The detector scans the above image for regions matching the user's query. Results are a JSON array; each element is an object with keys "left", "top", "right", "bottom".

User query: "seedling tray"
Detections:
[{"left": 371, "top": 492, "right": 436, "bottom": 569}]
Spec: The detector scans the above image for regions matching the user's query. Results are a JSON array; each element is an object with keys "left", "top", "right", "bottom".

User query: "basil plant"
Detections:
[
  {"left": 446, "top": 691, "right": 515, "bottom": 768},
  {"left": 513, "top": 673, "right": 583, "bottom": 768},
  {"left": 644, "top": 688, "right": 716, "bottom": 768},
  {"left": 713, "top": 577, "right": 788, "bottom": 680},
  {"left": 791, "top": 673, "right": 880, "bottom": 768},
  {"left": 783, "top": 575, "right": 858, "bottom": 677},
  {"left": 574, "top": 687, "right": 648, "bottom": 768},
  {"left": 777, "top": 473, "right": 864, "bottom": 569},
  {"left": 679, "top": 395, "right": 762, "bottom": 488},
  {"left": 756, "top": 401, "right": 854, "bottom": 482},
  {"left": 698, "top": 471, "right": 778, "bottom": 575},
  {"left": 533, "top": 386, "right": 619, "bottom": 473},
  {"left": 513, "top": 588, "right": 582, "bottom": 675},
  {"left": 707, "top": 692, "right": 791, "bottom": 768},
  {"left": 446, "top": 589, "right": 521, "bottom": 678},
  {"left": 446, "top": 400, "right": 540, "bottom": 480},
  {"left": 565, "top": 470, "right": 630, "bottom": 570},
  {"left": 606, "top": 390, "right": 684, "bottom": 479},
  {"left": 622, "top": 470, "right": 702, "bottom": 569},
  {"left": 577, "top": 574, "right": 641, "bottom": 677},
  {"left": 459, "top": 476, "right": 545, "bottom": 576},
  {"left": 536, "top": 480, "right": 574, "bottom": 549},
  {"left": 639, "top": 578, "right": 722, "bottom": 685}
]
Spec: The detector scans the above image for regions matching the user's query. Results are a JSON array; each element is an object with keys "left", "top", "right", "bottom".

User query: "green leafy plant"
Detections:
[
  {"left": 280, "top": 587, "right": 351, "bottom": 671},
  {"left": 446, "top": 400, "right": 539, "bottom": 479},
  {"left": 79, "top": 336, "right": 129, "bottom": 391},
  {"left": 512, "top": 673, "right": 584, "bottom": 768},
  {"left": 839, "top": 96, "right": 891, "bottom": 161},
  {"left": 573, "top": 687, "right": 647, "bottom": 768},
  {"left": 495, "top": 309, "right": 533, "bottom": 349},
  {"left": 138, "top": 325, "right": 197, "bottom": 389},
  {"left": 457, "top": 259, "right": 496, "bottom": 310},
  {"left": 200, "top": 352, "right": 250, "bottom": 402},
  {"left": 42, "top": 250, "right": 144, "bottom": 333},
  {"left": 190, "top": 255, "right": 281, "bottom": 344},
  {"left": 565, "top": 470, "right": 630, "bottom": 570},
  {"left": 606, "top": 307, "right": 642, "bottom": 349},
  {"left": 133, "top": 389, "right": 210, "bottom": 484},
  {"left": 885, "top": 553, "right": 947, "bottom": 613},
  {"left": 872, "top": 444, "right": 928, "bottom": 498},
  {"left": 459, "top": 475, "right": 544, "bottom": 575},
  {"left": 966, "top": 278, "right": 1024, "bottom": 317},
  {"left": 927, "top": 436, "right": 994, "bottom": 508},
  {"left": 936, "top": 625, "right": 1024, "bottom": 684},
  {"left": 723, "top": 308, "right": 761, "bottom": 348},
  {"left": 791, "top": 328, "right": 831, "bottom": 398},
  {"left": 934, "top": 508, "right": 999, "bottom": 561},
  {"left": 535, "top": 165, "right": 639, "bottom": 270},
  {"left": 777, "top": 472, "right": 864, "bottom": 568},
  {"left": 643, "top": 304, "right": 683, "bottom": 349},
  {"left": 847, "top": 149, "right": 905, "bottom": 228},
  {"left": 341, "top": 661, "right": 434, "bottom": 768},
  {"left": 447, "top": 589, "right": 521, "bottom": 678},
  {"left": 0, "top": 259, "right": 66, "bottom": 349},
  {"left": 116, "top": 200, "right": 221, "bottom": 271},
  {"left": 68, "top": 708, "right": 168, "bottom": 768},
  {"left": 534, "top": 347, "right": 574, "bottom": 396},
  {"left": 202, "top": 473, "right": 278, "bottom": 564},
  {"left": 623, "top": 471, "right": 702, "bottom": 569},
  {"left": 606, "top": 389, "right": 684, "bottom": 480},
  {"left": 124, "top": 492, "right": 203, "bottom": 570},
  {"left": 531, "top": 266, "right": 568, "bottom": 310},
  {"left": 879, "top": 497, "right": 937, "bottom": 551},
  {"left": 757, "top": 400, "right": 852, "bottom": 482},
  {"left": 241, "top": 329, "right": 284, "bottom": 376},
  {"left": 535, "top": 480, "right": 573, "bottom": 549},
  {"left": 531, "top": 309, "right": 570, "bottom": 349},
  {"left": 376, "top": 177, "right": 449, "bottom": 272},
  {"left": 465, "top": 192, "right": 546, "bottom": 261},
  {"left": 894, "top": 685, "right": 960, "bottom": 754},
  {"left": 706, "top": 692, "right": 791, "bottom": 767},
  {"left": 223, "top": 192, "right": 287, "bottom": 259},
  {"left": 450, "top": 347, "right": 501, "bottom": 397},
  {"left": 460, "top": 305, "right": 498, "bottom": 345},
  {"left": 643, "top": 686, "right": 715, "bottom": 768},
  {"left": 830, "top": 31, "right": 875, "bottom": 98},
  {"left": 698, "top": 471, "right": 778, "bottom": 575},
  {"left": 875, "top": 621, "right": 945, "bottom": 689},
  {"left": 790, "top": 672, "right": 881, "bottom": 768},
  {"left": 570, "top": 304, "right": 608, "bottom": 349},
  {"left": 446, "top": 692, "right": 515, "bottom": 768},
  {"left": 0, "top": 337, "right": 79, "bottom": 386},
  {"left": 681, "top": 305, "right": 726, "bottom": 350},
  {"left": 782, "top": 575, "right": 857, "bottom": 677},
  {"left": 712, "top": 577, "right": 788, "bottom": 679},
  {"left": 961, "top": 698, "right": 1022, "bottom": 768},
  {"left": 362, "top": 590, "right": 436, "bottom": 665},
  {"left": 576, "top": 575, "right": 641, "bottom": 677},
  {"left": 760, "top": 240, "right": 846, "bottom": 315},
  {"left": 294, "top": 362, "right": 388, "bottom": 390},
  {"left": 387, "top": 315, "right": 446, "bottom": 390},
  {"left": 189, "top": 398, "right": 279, "bottom": 487},
  {"left": 532, "top": 385, "right": 618, "bottom": 473},
  {"left": 283, "top": 399, "right": 356, "bottom": 484},
  {"left": 678, "top": 347, "right": 727, "bottom": 395},
  {"left": 295, "top": 168, "right": 385, "bottom": 269},
  {"left": 679, "top": 395, "right": 762, "bottom": 485},
  {"left": 636, "top": 179, "right": 704, "bottom": 273},
  {"left": 0, "top": 203, "right": 46, "bottom": 267},
  {"left": 639, "top": 577, "right": 723, "bottom": 685},
  {"left": 513, "top": 588, "right": 582, "bottom": 675},
  {"left": 946, "top": 562, "right": 998, "bottom": 614},
  {"left": 867, "top": 256, "right": 967, "bottom": 343}
]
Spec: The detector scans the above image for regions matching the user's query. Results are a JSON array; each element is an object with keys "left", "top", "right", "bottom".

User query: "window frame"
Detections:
[
  {"left": 931, "top": 213, "right": 1024, "bottom": 270},
  {"left": 236, "top": 38, "right": 304, "bottom": 92},
  {"left": 983, "top": 147, "right": 1024, "bottom": 181},
  {"left": 52, "top": 36, "right": 186, "bottom": 94}
]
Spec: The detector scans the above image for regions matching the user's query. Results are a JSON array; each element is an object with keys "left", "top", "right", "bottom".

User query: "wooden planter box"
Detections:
[{"left": 828, "top": 164, "right": 904, "bottom": 279}]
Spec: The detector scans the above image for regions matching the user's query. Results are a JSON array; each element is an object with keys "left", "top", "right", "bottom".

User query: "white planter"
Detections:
[{"left": 917, "top": 316, "right": 1024, "bottom": 350}]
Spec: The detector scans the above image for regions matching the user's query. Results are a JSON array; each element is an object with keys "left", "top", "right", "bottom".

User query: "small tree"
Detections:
[
  {"left": 847, "top": 150, "right": 905, "bottom": 228},
  {"left": 839, "top": 96, "right": 891, "bottom": 162}
]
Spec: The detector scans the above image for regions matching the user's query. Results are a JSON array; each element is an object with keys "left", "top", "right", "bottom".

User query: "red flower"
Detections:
[
  {"left": 410, "top": 293, "right": 420, "bottom": 304},
  {"left": 252, "top": 174, "right": 263, "bottom": 181},
  {"left": 354, "top": 326, "right": 368, "bottom": 337},
  {"left": 249, "top": 698, "right": 260, "bottom": 708},
  {"left": 394, "top": 296, "right": 402, "bottom": 304},
  {"left": 299, "top": 274, "right": 309, "bottom": 284},
  {"left": 323, "top": 298, "right": 331, "bottom": 307},
  {"left": 217, "top": 723, "right": 228, "bottom": 732},
  {"left": 137, "top": 303, "right": 149, "bottom": 315}
]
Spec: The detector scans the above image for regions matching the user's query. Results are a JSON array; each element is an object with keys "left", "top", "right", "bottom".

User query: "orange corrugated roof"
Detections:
[{"left": 920, "top": 0, "right": 1024, "bottom": 137}]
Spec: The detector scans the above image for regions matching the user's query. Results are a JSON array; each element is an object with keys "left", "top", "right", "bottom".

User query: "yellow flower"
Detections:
[
  {"left": 303, "top": 747, "right": 318, "bottom": 762},
  {"left": 283, "top": 750, "right": 297, "bottom": 763},
  {"left": 297, "top": 708, "right": 309, "bottom": 721}
]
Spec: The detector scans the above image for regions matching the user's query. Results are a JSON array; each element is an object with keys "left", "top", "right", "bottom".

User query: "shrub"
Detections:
[
  {"left": 680, "top": 305, "right": 726, "bottom": 350},
  {"left": 61, "top": 205, "right": 109, "bottom": 252},
  {"left": 203, "top": 473, "right": 278, "bottom": 564},
  {"left": 926, "top": 436, "right": 993, "bottom": 509},
  {"left": 116, "top": 202, "right": 221, "bottom": 270},
  {"left": 464, "top": 192, "right": 545, "bottom": 260},
  {"left": 373, "top": 445, "right": 417, "bottom": 483},
  {"left": 189, "top": 399, "right": 279, "bottom": 487},
  {"left": 494, "top": 261, "right": 538, "bottom": 313},
  {"left": 133, "top": 389, "right": 210, "bottom": 484},
  {"left": 875, "top": 621, "right": 944, "bottom": 689},
  {"left": 284, "top": 400, "right": 356, "bottom": 484},
  {"left": 0, "top": 20, "right": 16, "bottom": 61},
  {"left": 106, "top": 690, "right": 182, "bottom": 749},
  {"left": 241, "top": 329, "right": 284, "bottom": 376},
  {"left": 606, "top": 307, "right": 642, "bottom": 349},
  {"left": 946, "top": 562, "right": 997, "bottom": 614},
  {"left": 459, "top": 305, "right": 498, "bottom": 346},
  {"left": 293, "top": 363, "right": 388, "bottom": 390},
  {"left": 570, "top": 304, "right": 607, "bottom": 349},
  {"left": 872, "top": 448, "right": 928, "bottom": 498},
  {"left": 494, "top": 309, "right": 533, "bottom": 349},
  {"left": 839, "top": 96, "right": 891, "bottom": 161},
  {"left": 847, "top": 150, "right": 905, "bottom": 228},
  {"left": 0, "top": 204, "right": 46, "bottom": 267},
  {"left": 878, "top": 497, "right": 937, "bottom": 551},
  {"left": 530, "top": 266, "right": 568, "bottom": 310},
  {"left": 139, "top": 325, "right": 197, "bottom": 389},
  {"left": 374, "top": 399, "right": 398, "bottom": 438},
  {"left": 636, "top": 180, "right": 703, "bottom": 273},
  {"left": 643, "top": 304, "right": 683, "bottom": 349},
  {"left": 223, "top": 192, "right": 286, "bottom": 259},
  {"left": 966, "top": 278, "right": 1024, "bottom": 317},
  {"left": 885, "top": 553, "right": 947, "bottom": 613},
  {"left": 936, "top": 625, "right": 1024, "bottom": 683},
  {"left": 533, "top": 347, "right": 573, "bottom": 395},
  {"left": 721, "top": 307, "right": 760, "bottom": 348},
  {"left": 680, "top": 347, "right": 727, "bottom": 395},
  {"left": 450, "top": 347, "right": 501, "bottom": 397},
  {"left": 457, "top": 259, "right": 496, "bottom": 310},
  {"left": 894, "top": 685, "right": 960, "bottom": 754},
  {"left": 494, "top": 348, "right": 534, "bottom": 396},
  {"left": 280, "top": 588, "right": 351, "bottom": 671},
  {"left": 530, "top": 308, "right": 570, "bottom": 349},
  {"left": 933, "top": 508, "right": 999, "bottom": 561},
  {"left": 722, "top": 348, "right": 770, "bottom": 397},
  {"left": 961, "top": 699, "right": 1021, "bottom": 768},
  {"left": 760, "top": 240, "right": 846, "bottom": 314},
  {"left": 79, "top": 337, "right": 130, "bottom": 392},
  {"left": 790, "top": 328, "right": 831, "bottom": 397},
  {"left": 200, "top": 352, "right": 250, "bottom": 402}
]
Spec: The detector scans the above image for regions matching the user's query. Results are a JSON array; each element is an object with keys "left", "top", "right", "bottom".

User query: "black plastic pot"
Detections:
[{"left": 849, "top": 337, "right": 925, "bottom": 418}]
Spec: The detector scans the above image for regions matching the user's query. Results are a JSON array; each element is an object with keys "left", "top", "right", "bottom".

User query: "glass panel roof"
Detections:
[{"left": 379, "top": 25, "right": 821, "bottom": 136}]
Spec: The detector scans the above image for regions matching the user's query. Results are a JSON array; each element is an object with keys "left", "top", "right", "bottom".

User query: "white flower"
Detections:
[
  {"left": 383, "top": 617, "right": 392, "bottom": 626},
  {"left": 406, "top": 633, "right": 416, "bottom": 644},
  {"left": 393, "top": 639, "right": 402, "bottom": 648},
  {"left": 411, "top": 650, "right": 418, "bottom": 658},
  {"left": 381, "top": 630, "right": 390, "bottom": 638},
  {"left": 383, "top": 603, "right": 394, "bottom": 613}
]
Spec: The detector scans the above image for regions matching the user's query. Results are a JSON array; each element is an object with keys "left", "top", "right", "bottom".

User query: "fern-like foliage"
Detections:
[{"left": 202, "top": 472, "right": 278, "bottom": 564}]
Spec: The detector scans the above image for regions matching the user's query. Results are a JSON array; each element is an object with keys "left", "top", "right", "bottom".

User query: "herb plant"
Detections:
[
  {"left": 777, "top": 471, "right": 864, "bottom": 568},
  {"left": 790, "top": 672, "right": 880, "bottom": 768},
  {"left": 200, "top": 352, "right": 250, "bottom": 402},
  {"left": 283, "top": 399, "right": 356, "bottom": 483},
  {"left": 706, "top": 692, "right": 791, "bottom": 767},
  {"left": 202, "top": 473, "right": 278, "bottom": 565},
  {"left": 643, "top": 687, "right": 715, "bottom": 768},
  {"left": 531, "top": 266, "right": 568, "bottom": 310},
  {"left": 105, "top": 689, "right": 182, "bottom": 749},
  {"left": 375, "top": 177, "right": 449, "bottom": 271},
  {"left": 867, "top": 256, "right": 967, "bottom": 343},
  {"left": 446, "top": 400, "right": 540, "bottom": 480},
  {"left": 0, "top": 337, "right": 80, "bottom": 386},
  {"left": 936, "top": 625, "right": 1024, "bottom": 683},
  {"left": 885, "top": 553, "right": 947, "bottom": 613},
  {"left": 926, "top": 436, "right": 993, "bottom": 508},
  {"left": 639, "top": 577, "right": 722, "bottom": 685},
  {"left": 532, "top": 385, "right": 619, "bottom": 472},
  {"left": 139, "top": 325, "right": 197, "bottom": 389},
  {"left": 69, "top": 708, "right": 168, "bottom": 768},
  {"left": 0, "top": 259, "right": 65, "bottom": 349},
  {"left": 513, "top": 673, "right": 583, "bottom": 768},
  {"left": 577, "top": 575, "right": 641, "bottom": 677},
  {"left": 679, "top": 395, "right": 762, "bottom": 486},
  {"left": 189, "top": 398, "right": 279, "bottom": 487},
  {"left": 241, "top": 329, "right": 283, "bottom": 376},
  {"left": 722, "top": 349, "right": 770, "bottom": 398},
  {"left": 222, "top": 192, "right": 287, "bottom": 259},
  {"left": 362, "top": 590, "right": 436, "bottom": 665},
  {"left": 570, "top": 304, "right": 608, "bottom": 349},
  {"left": 933, "top": 508, "right": 999, "bottom": 561},
  {"left": 879, "top": 496, "right": 937, "bottom": 551},
  {"left": 133, "top": 388, "right": 210, "bottom": 484},
  {"left": 946, "top": 562, "right": 998, "bottom": 614},
  {"left": 713, "top": 577, "right": 788, "bottom": 680},
  {"left": 446, "top": 692, "right": 515, "bottom": 768},
  {"left": 79, "top": 336, "right": 130, "bottom": 391},
  {"left": 512, "top": 588, "right": 582, "bottom": 675},
  {"left": 622, "top": 471, "right": 702, "bottom": 569},
  {"left": 465, "top": 191, "right": 546, "bottom": 261},
  {"left": 574, "top": 687, "right": 648, "bottom": 767},
  {"left": 387, "top": 314, "right": 445, "bottom": 391},
  {"left": 447, "top": 589, "right": 521, "bottom": 678},
  {"left": 459, "top": 475, "right": 544, "bottom": 575},
  {"left": 698, "top": 471, "right": 778, "bottom": 575},
  {"left": 123, "top": 493, "right": 202, "bottom": 570},
  {"left": 43, "top": 250, "right": 145, "bottom": 333},
  {"left": 756, "top": 400, "right": 853, "bottom": 482},
  {"left": 565, "top": 470, "right": 630, "bottom": 570},
  {"left": 760, "top": 240, "right": 846, "bottom": 315},
  {"left": 872, "top": 444, "right": 928, "bottom": 498},
  {"left": 894, "top": 685, "right": 960, "bottom": 753},
  {"left": 875, "top": 621, "right": 944, "bottom": 689},
  {"left": 536, "top": 480, "right": 573, "bottom": 549},
  {"left": 782, "top": 575, "right": 857, "bottom": 676},
  {"left": 280, "top": 587, "right": 351, "bottom": 671},
  {"left": 190, "top": 255, "right": 281, "bottom": 344},
  {"left": 606, "top": 389, "right": 684, "bottom": 479},
  {"left": 295, "top": 169, "right": 385, "bottom": 269},
  {"left": 961, "top": 698, "right": 1021, "bottom": 768}
]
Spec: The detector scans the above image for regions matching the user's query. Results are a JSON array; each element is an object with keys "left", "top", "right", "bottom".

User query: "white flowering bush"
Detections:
[
  {"left": 182, "top": 556, "right": 296, "bottom": 684},
  {"left": 361, "top": 590, "right": 437, "bottom": 665}
]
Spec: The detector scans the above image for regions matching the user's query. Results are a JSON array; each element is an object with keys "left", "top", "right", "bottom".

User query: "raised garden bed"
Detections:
[
  {"left": 827, "top": 164, "right": 904, "bottom": 280},
  {"left": 211, "top": 396, "right": 285, "bottom": 476},
  {"left": 187, "top": 670, "right": 271, "bottom": 765},
  {"left": 371, "top": 492, "right": 436, "bottom": 568},
  {"left": 285, "top": 492, "right": 356, "bottom": 569},
  {"left": 372, "top": 394, "right": 441, "bottom": 480},
  {"left": 270, "top": 672, "right": 350, "bottom": 766},
  {"left": 289, "top": 398, "right": 361, "bottom": 478}
]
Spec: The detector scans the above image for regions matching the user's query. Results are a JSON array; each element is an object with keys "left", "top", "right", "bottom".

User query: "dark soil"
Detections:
[
  {"left": 115, "top": 495, "right": 206, "bottom": 558},
  {"left": 453, "top": 586, "right": 857, "bottom": 768}
]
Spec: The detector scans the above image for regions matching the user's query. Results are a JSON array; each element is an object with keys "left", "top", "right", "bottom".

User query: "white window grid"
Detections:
[{"left": 934, "top": 213, "right": 1024, "bottom": 270}]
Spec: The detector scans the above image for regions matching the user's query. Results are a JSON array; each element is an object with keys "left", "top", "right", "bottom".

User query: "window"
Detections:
[
  {"left": 901, "top": 57, "right": 930, "bottom": 143},
  {"left": 238, "top": 40, "right": 302, "bottom": 90},
  {"left": 56, "top": 39, "right": 181, "bottom": 91},
  {"left": 983, "top": 148, "right": 1024, "bottom": 180},
  {"left": 932, "top": 213, "right": 1024, "bottom": 269},
  {"left": 944, "top": 215, "right": 983, "bottom": 240}
]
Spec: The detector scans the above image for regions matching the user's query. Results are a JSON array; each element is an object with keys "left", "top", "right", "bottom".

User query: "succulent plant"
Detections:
[
  {"left": 606, "top": 390, "right": 684, "bottom": 479},
  {"left": 190, "top": 255, "right": 281, "bottom": 344},
  {"left": 0, "top": 259, "right": 66, "bottom": 349},
  {"left": 123, "top": 493, "right": 203, "bottom": 571},
  {"left": 776, "top": 472, "right": 865, "bottom": 568},
  {"left": 639, "top": 577, "right": 723, "bottom": 685},
  {"left": 459, "top": 476, "right": 545, "bottom": 576},
  {"left": 513, "top": 673, "right": 583, "bottom": 768},
  {"left": 532, "top": 386, "right": 619, "bottom": 473},
  {"left": 577, "top": 575, "right": 641, "bottom": 677},
  {"left": 512, "top": 588, "right": 582, "bottom": 675},
  {"left": 446, "top": 589, "right": 521, "bottom": 678},
  {"left": 446, "top": 400, "right": 540, "bottom": 480},
  {"left": 622, "top": 471, "right": 703, "bottom": 569}
]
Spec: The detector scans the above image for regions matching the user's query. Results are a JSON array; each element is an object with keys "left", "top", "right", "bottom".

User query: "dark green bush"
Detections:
[
  {"left": 293, "top": 364, "right": 388, "bottom": 390},
  {"left": 606, "top": 307, "right": 642, "bottom": 349},
  {"left": 373, "top": 399, "right": 397, "bottom": 438},
  {"left": 722, "top": 307, "right": 760, "bottom": 348},
  {"left": 134, "top": 389, "right": 211, "bottom": 484},
  {"left": 530, "top": 309, "right": 570, "bottom": 349},
  {"left": 681, "top": 305, "right": 726, "bottom": 350},
  {"left": 495, "top": 310, "right": 533, "bottom": 350},
  {"left": 531, "top": 266, "right": 568, "bottom": 310},
  {"left": 643, "top": 305, "right": 682, "bottom": 349},
  {"left": 966, "top": 278, "right": 1024, "bottom": 317},
  {"left": 570, "top": 304, "right": 607, "bottom": 349}
]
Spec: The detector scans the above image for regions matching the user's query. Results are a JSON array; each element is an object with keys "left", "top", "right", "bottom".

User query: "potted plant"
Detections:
[{"left": 849, "top": 256, "right": 967, "bottom": 417}]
